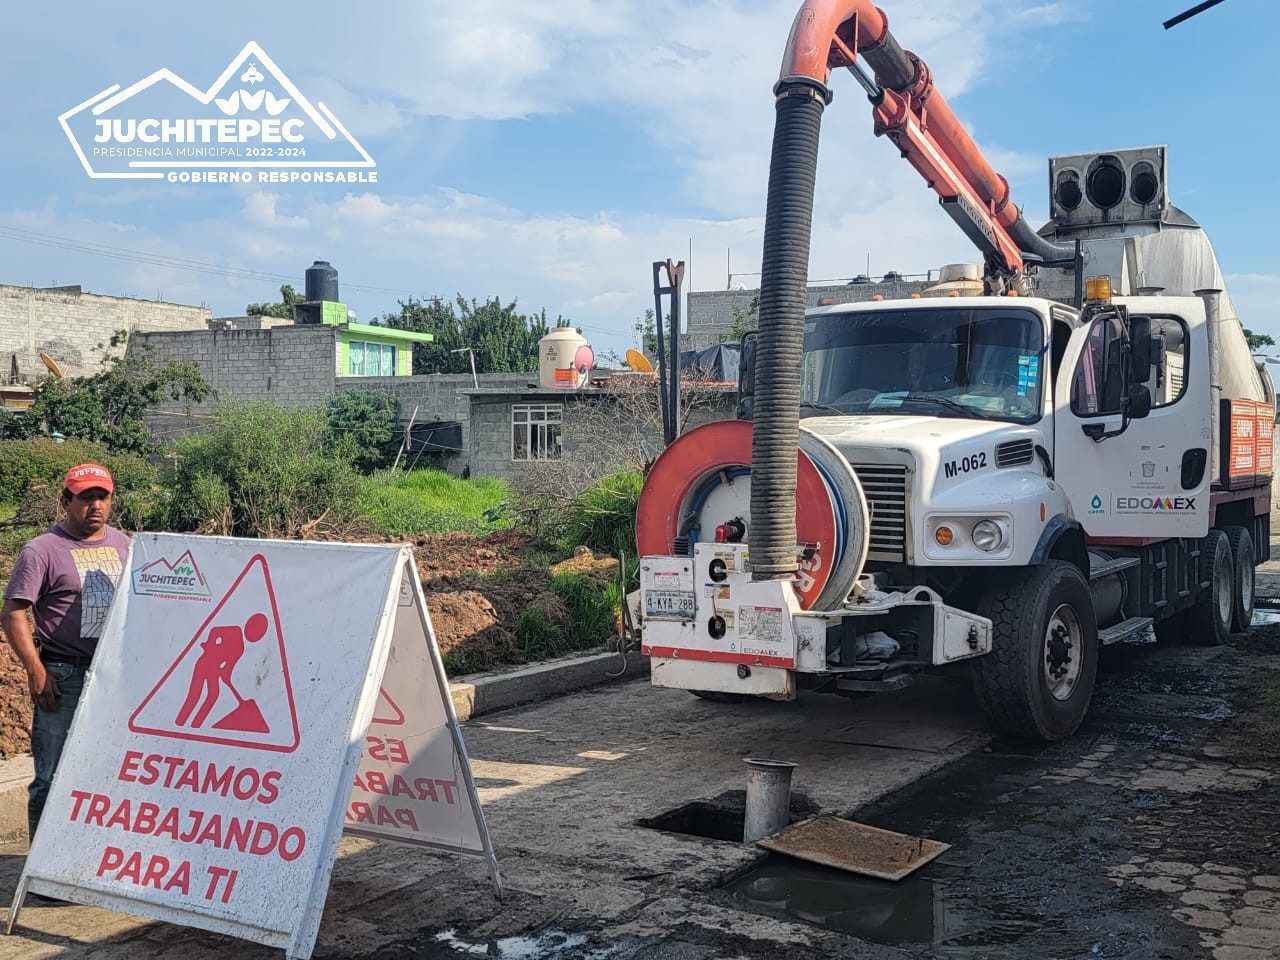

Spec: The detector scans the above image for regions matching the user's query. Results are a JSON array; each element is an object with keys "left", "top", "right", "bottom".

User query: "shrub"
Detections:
[
  {"left": 550, "top": 571, "right": 620, "bottom": 649},
  {"left": 512, "top": 608, "right": 567, "bottom": 661},
  {"left": 0, "top": 438, "right": 159, "bottom": 529},
  {"left": 164, "top": 401, "right": 362, "bottom": 537},
  {"left": 562, "top": 470, "right": 643, "bottom": 556},
  {"left": 325, "top": 390, "right": 400, "bottom": 472},
  {"left": 356, "top": 469, "right": 512, "bottom": 535},
  {"left": 0, "top": 437, "right": 157, "bottom": 504}
]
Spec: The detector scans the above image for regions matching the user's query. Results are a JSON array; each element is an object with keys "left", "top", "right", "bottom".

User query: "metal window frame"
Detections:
[{"left": 511, "top": 402, "right": 564, "bottom": 461}]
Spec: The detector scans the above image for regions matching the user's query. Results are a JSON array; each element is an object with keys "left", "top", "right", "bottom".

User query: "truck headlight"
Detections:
[{"left": 971, "top": 519, "right": 1004, "bottom": 552}]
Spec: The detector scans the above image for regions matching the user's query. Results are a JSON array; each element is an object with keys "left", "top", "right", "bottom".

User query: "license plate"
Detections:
[{"left": 645, "top": 590, "right": 696, "bottom": 620}]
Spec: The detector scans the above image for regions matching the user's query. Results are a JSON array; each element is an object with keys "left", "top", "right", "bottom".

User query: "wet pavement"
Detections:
[
  {"left": 725, "top": 637, "right": 1280, "bottom": 958},
  {"left": 2, "top": 592, "right": 1279, "bottom": 957}
]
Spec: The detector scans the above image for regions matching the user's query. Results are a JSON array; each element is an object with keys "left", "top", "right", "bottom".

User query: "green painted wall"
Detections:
[{"left": 337, "top": 329, "right": 416, "bottom": 378}]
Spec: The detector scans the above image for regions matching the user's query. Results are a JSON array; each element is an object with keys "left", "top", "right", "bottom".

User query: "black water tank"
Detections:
[{"left": 305, "top": 260, "right": 339, "bottom": 302}]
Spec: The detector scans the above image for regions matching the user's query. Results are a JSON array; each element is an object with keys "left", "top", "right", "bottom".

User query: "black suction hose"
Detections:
[
  {"left": 750, "top": 77, "right": 829, "bottom": 581},
  {"left": 1008, "top": 215, "right": 1076, "bottom": 267}
]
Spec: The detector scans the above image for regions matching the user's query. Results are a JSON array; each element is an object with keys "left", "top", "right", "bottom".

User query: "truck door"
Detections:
[{"left": 1054, "top": 300, "right": 1211, "bottom": 538}]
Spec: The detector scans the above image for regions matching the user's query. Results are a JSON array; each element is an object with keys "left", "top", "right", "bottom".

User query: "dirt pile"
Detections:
[
  {"left": 0, "top": 654, "right": 30, "bottom": 760},
  {"left": 550, "top": 546, "right": 619, "bottom": 586}
]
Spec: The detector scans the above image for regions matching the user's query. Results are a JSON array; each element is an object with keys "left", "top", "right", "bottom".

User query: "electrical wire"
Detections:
[
  {"left": 0, "top": 224, "right": 441, "bottom": 300},
  {"left": 0, "top": 224, "right": 660, "bottom": 340}
]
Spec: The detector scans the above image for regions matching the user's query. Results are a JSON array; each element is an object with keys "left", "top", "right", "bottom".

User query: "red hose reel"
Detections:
[{"left": 636, "top": 420, "right": 867, "bottom": 610}]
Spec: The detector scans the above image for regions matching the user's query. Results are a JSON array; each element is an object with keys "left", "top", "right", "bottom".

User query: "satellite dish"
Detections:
[
  {"left": 39, "top": 352, "right": 64, "bottom": 379},
  {"left": 626, "top": 349, "right": 654, "bottom": 373},
  {"left": 574, "top": 344, "right": 595, "bottom": 375}
]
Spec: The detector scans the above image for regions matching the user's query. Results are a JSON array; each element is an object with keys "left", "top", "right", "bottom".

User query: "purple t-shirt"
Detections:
[{"left": 3, "top": 525, "right": 131, "bottom": 658}]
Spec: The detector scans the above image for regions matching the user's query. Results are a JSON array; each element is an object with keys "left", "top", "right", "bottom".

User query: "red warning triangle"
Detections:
[
  {"left": 371, "top": 687, "right": 405, "bottom": 726},
  {"left": 128, "top": 554, "right": 301, "bottom": 754}
]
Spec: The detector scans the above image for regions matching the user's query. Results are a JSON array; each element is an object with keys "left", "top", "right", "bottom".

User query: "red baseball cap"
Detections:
[{"left": 64, "top": 463, "right": 114, "bottom": 495}]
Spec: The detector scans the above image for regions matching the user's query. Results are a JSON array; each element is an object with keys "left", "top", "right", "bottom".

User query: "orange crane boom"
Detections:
[{"left": 780, "top": 0, "right": 1072, "bottom": 276}]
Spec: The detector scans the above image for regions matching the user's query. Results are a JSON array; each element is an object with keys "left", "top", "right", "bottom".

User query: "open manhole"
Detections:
[
  {"left": 638, "top": 793, "right": 817, "bottom": 843},
  {"left": 638, "top": 801, "right": 748, "bottom": 842}
]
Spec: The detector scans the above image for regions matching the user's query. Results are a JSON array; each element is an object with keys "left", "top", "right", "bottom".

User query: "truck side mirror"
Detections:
[
  {"left": 1130, "top": 315, "right": 1153, "bottom": 384},
  {"left": 737, "top": 333, "right": 757, "bottom": 421},
  {"left": 1129, "top": 383, "right": 1152, "bottom": 420}
]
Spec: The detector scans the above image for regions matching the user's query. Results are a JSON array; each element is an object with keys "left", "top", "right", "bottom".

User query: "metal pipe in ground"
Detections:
[{"left": 743, "top": 758, "right": 797, "bottom": 843}]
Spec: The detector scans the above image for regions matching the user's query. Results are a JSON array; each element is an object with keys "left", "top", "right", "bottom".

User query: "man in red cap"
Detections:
[{"left": 1, "top": 464, "right": 130, "bottom": 841}]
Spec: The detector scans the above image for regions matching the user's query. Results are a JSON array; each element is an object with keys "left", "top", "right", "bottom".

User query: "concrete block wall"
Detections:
[
  {"left": 468, "top": 389, "right": 738, "bottom": 483},
  {"left": 0, "top": 283, "right": 210, "bottom": 380},
  {"left": 130, "top": 326, "right": 338, "bottom": 416},
  {"left": 338, "top": 373, "right": 536, "bottom": 474},
  {"left": 686, "top": 280, "right": 932, "bottom": 350}
]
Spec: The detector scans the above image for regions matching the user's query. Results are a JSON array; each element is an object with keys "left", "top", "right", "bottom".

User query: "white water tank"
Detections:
[
  {"left": 923, "top": 263, "right": 983, "bottom": 298},
  {"left": 539, "top": 326, "right": 591, "bottom": 389}
]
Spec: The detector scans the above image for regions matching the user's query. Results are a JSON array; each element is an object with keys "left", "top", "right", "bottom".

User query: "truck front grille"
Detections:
[{"left": 853, "top": 463, "right": 909, "bottom": 563}]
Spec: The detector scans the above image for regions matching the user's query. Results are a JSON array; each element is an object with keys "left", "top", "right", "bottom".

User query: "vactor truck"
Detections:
[{"left": 634, "top": 0, "right": 1276, "bottom": 740}]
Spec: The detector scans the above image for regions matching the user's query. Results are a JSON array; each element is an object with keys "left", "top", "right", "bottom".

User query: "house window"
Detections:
[
  {"left": 348, "top": 341, "right": 396, "bottom": 377},
  {"left": 512, "top": 403, "right": 563, "bottom": 461}
]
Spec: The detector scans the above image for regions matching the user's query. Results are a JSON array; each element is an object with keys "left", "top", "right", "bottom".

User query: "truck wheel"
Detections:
[
  {"left": 1189, "top": 530, "right": 1234, "bottom": 646},
  {"left": 972, "top": 561, "right": 1098, "bottom": 741},
  {"left": 1225, "top": 526, "right": 1256, "bottom": 633}
]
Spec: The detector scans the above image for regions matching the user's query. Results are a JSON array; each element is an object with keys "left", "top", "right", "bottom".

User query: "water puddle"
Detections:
[
  {"left": 1252, "top": 607, "right": 1280, "bottom": 626},
  {"left": 433, "top": 928, "right": 591, "bottom": 958},
  {"left": 727, "top": 855, "right": 1038, "bottom": 947}
]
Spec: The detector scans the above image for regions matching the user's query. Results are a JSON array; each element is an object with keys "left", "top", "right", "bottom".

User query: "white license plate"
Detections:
[{"left": 645, "top": 590, "right": 696, "bottom": 620}]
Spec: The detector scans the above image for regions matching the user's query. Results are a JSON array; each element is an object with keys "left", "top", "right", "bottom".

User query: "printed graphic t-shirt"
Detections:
[{"left": 3, "top": 525, "right": 131, "bottom": 658}]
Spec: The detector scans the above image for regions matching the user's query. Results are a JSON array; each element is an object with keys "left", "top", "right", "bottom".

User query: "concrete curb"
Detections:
[
  {"left": 0, "top": 755, "right": 31, "bottom": 844},
  {"left": 450, "top": 649, "right": 649, "bottom": 722},
  {"left": 0, "top": 651, "right": 649, "bottom": 845}
]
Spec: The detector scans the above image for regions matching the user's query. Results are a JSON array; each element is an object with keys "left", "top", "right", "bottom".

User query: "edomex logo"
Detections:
[
  {"left": 1115, "top": 495, "right": 1197, "bottom": 513},
  {"left": 60, "top": 42, "right": 376, "bottom": 185}
]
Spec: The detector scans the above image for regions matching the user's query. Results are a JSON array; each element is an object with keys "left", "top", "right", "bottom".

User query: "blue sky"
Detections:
[{"left": 2, "top": 0, "right": 1277, "bottom": 356}]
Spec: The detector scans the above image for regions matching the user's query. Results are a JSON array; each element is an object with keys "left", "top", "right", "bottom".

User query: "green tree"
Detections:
[
  {"left": 246, "top": 284, "right": 305, "bottom": 319},
  {"left": 325, "top": 389, "right": 400, "bottom": 472},
  {"left": 381, "top": 295, "right": 554, "bottom": 374},
  {"left": 14, "top": 334, "right": 211, "bottom": 456},
  {"left": 724, "top": 293, "right": 760, "bottom": 343},
  {"left": 1244, "top": 327, "right": 1276, "bottom": 352}
]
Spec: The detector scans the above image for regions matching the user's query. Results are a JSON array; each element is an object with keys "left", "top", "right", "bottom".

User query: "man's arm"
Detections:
[{"left": 1, "top": 599, "right": 56, "bottom": 712}]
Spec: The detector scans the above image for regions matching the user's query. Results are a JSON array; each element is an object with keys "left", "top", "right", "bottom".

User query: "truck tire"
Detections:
[
  {"left": 1224, "top": 526, "right": 1256, "bottom": 633},
  {"left": 1189, "top": 530, "right": 1234, "bottom": 646},
  {"left": 971, "top": 561, "right": 1098, "bottom": 741}
]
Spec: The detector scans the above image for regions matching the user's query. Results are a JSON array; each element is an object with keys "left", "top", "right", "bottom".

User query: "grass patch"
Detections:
[
  {"left": 356, "top": 469, "right": 513, "bottom": 535},
  {"left": 561, "top": 470, "right": 642, "bottom": 557},
  {"left": 551, "top": 571, "right": 621, "bottom": 649}
]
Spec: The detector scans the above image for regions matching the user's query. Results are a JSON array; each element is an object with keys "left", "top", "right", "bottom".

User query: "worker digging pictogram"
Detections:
[
  {"left": 371, "top": 687, "right": 405, "bottom": 726},
  {"left": 129, "top": 554, "right": 301, "bottom": 753}
]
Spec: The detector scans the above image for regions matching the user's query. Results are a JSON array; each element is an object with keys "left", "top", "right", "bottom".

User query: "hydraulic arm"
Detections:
[
  {"left": 783, "top": 0, "right": 1073, "bottom": 276},
  {"left": 749, "top": 0, "right": 1073, "bottom": 581}
]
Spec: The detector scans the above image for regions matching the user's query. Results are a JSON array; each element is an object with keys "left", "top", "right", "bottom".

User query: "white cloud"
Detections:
[
  {"left": 0, "top": 0, "right": 1083, "bottom": 356},
  {"left": 242, "top": 192, "right": 309, "bottom": 229}
]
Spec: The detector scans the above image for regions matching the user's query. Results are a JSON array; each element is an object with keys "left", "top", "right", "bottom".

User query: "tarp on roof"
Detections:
[
  {"left": 407, "top": 420, "right": 463, "bottom": 453},
  {"left": 678, "top": 343, "right": 740, "bottom": 383}
]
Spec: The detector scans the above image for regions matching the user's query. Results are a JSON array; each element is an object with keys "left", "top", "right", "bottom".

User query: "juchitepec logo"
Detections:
[
  {"left": 133, "top": 550, "right": 213, "bottom": 602},
  {"left": 61, "top": 42, "right": 376, "bottom": 184}
]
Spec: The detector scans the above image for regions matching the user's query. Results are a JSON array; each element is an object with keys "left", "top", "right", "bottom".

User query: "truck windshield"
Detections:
[{"left": 802, "top": 307, "right": 1046, "bottom": 424}]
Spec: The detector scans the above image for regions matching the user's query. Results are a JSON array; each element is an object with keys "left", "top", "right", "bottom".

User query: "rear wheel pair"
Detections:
[{"left": 1154, "top": 527, "right": 1254, "bottom": 645}]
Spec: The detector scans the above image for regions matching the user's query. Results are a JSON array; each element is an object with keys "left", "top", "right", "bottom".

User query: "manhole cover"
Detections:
[{"left": 758, "top": 815, "right": 948, "bottom": 881}]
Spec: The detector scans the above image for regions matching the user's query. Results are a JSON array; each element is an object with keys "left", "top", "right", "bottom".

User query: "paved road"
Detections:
[{"left": 2, "top": 590, "right": 1279, "bottom": 957}]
